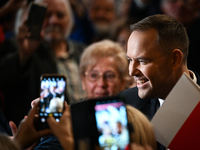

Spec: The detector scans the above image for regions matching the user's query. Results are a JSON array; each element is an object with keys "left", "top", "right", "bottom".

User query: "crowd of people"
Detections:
[{"left": 0, "top": 0, "right": 200, "bottom": 149}]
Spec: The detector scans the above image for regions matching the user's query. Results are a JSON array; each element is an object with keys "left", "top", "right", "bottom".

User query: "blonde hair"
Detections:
[
  {"left": 0, "top": 134, "right": 20, "bottom": 150},
  {"left": 80, "top": 40, "right": 132, "bottom": 88},
  {"left": 126, "top": 105, "right": 157, "bottom": 150}
]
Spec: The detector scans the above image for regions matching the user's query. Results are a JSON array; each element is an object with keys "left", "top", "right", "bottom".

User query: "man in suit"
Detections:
[{"left": 118, "top": 14, "right": 200, "bottom": 150}]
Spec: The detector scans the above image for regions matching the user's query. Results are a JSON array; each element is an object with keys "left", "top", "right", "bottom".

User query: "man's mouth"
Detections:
[{"left": 135, "top": 78, "right": 149, "bottom": 86}]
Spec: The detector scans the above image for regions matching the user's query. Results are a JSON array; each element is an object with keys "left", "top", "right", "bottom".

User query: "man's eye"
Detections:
[
  {"left": 139, "top": 61, "right": 147, "bottom": 65},
  {"left": 127, "top": 57, "right": 132, "bottom": 62}
]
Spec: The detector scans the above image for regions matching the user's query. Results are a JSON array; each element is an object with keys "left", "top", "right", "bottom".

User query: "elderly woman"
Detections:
[{"left": 79, "top": 39, "right": 134, "bottom": 99}]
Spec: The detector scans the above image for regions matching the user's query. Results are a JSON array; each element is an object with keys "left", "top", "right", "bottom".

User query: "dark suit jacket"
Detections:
[{"left": 118, "top": 72, "right": 200, "bottom": 150}]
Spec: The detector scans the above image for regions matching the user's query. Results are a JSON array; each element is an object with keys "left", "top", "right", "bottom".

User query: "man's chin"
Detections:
[
  {"left": 44, "top": 36, "right": 64, "bottom": 43},
  {"left": 138, "top": 89, "right": 151, "bottom": 99}
]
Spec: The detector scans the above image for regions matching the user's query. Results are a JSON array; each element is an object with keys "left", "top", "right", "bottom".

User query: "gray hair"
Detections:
[{"left": 14, "top": 0, "right": 74, "bottom": 38}]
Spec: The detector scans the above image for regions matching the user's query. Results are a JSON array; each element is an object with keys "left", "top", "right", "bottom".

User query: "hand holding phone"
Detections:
[
  {"left": 26, "top": 2, "right": 47, "bottom": 39},
  {"left": 37, "top": 74, "right": 67, "bottom": 130},
  {"left": 71, "top": 97, "right": 130, "bottom": 150}
]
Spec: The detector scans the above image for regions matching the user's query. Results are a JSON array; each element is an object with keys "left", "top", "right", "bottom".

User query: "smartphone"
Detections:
[
  {"left": 94, "top": 98, "right": 130, "bottom": 150},
  {"left": 71, "top": 96, "right": 130, "bottom": 150},
  {"left": 37, "top": 74, "right": 67, "bottom": 130},
  {"left": 26, "top": 2, "right": 47, "bottom": 39}
]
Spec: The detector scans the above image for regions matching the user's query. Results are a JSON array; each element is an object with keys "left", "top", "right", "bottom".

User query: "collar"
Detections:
[{"left": 189, "top": 70, "right": 197, "bottom": 83}]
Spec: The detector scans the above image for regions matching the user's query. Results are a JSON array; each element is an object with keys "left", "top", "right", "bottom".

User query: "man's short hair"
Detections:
[{"left": 130, "top": 14, "right": 189, "bottom": 64}]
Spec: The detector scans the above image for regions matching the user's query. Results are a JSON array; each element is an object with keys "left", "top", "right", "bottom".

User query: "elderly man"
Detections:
[
  {"left": 118, "top": 14, "right": 200, "bottom": 150},
  {"left": 88, "top": 0, "right": 116, "bottom": 42},
  {"left": 0, "top": 0, "right": 85, "bottom": 126}
]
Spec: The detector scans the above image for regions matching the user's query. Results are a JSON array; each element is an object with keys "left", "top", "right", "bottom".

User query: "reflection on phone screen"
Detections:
[
  {"left": 95, "top": 101, "right": 129, "bottom": 150},
  {"left": 39, "top": 76, "right": 66, "bottom": 123}
]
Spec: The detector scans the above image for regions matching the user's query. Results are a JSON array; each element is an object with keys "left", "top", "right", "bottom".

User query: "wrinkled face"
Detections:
[
  {"left": 82, "top": 57, "right": 125, "bottom": 99},
  {"left": 161, "top": 0, "right": 196, "bottom": 25},
  {"left": 41, "top": 0, "right": 70, "bottom": 42},
  {"left": 127, "top": 28, "right": 174, "bottom": 99},
  {"left": 89, "top": 0, "right": 115, "bottom": 32}
]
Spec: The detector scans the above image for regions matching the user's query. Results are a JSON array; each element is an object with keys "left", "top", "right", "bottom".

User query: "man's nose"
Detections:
[
  {"left": 49, "top": 14, "right": 59, "bottom": 24},
  {"left": 129, "top": 62, "right": 140, "bottom": 77}
]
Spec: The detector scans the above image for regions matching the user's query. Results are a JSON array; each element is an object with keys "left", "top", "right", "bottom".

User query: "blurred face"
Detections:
[
  {"left": 127, "top": 29, "right": 174, "bottom": 99},
  {"left": 161, "top": 0, "right": 196, "bottom": 25},
  {"left": 41, "top": 0, "right": 70, "bottom": 42},
  {"left": 89, "top": 0, "right": 115, "bottom": 32},
  {"left": 117, "top": 28, "right": 130, "bottom": 52},
  {"left": 82, "top": 57, "right": 125, "bottom": 99}
]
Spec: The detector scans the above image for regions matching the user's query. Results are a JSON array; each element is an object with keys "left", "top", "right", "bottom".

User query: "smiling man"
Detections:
[{"left": 118, "top": 14, "right": 200, "bottom": 150}]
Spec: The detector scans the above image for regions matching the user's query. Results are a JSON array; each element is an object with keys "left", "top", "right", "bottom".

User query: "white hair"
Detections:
[{"left": 14, "top": 0, "right": 74, "bottom": 38}]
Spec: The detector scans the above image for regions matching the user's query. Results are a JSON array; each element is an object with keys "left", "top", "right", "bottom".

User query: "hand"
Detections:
[
  {"left": 9, "top": 121, "right": 18, "bottom": 138},
  {"left": 0, "top": 0, "right": 25, "bottom": 19},
  {"left": 47, "top": 102, "right": 74, "bottom": 150},
  {"left": 14, "top": 101, "right": 51, "bottom": 149},
  {"left": 17, "top": 23, "right": 40, "bottom": 67},
  {"left": 31, "top": 98, "right": 40, "bottom": 108}
]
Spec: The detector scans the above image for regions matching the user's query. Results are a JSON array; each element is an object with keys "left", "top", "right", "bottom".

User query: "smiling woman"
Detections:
[{"left": 80, "top": 39, "right": 135, "bottom": 99}]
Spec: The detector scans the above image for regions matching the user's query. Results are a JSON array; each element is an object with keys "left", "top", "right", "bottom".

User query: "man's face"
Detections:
[
  {"left": 89, "top": 0, "right": 115, "bottom": 33},
  {"left": 82, "top": 57, "right": 125, "bottom": 99},
  {"left": 161, "top": 0, "right": 196, "bottom": 25},
  {"left": 127, "top": 29, "right": 174, "bottom": 99},
  {"left": 41, "top": 0, "right": 70, "bottom": 42}
]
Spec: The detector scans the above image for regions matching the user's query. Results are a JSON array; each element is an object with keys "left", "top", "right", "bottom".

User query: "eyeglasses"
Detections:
[{"left": 85, "top": 70, "right": 118, "bottom": 82}]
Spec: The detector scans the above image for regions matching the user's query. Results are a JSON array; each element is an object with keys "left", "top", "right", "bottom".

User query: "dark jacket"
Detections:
[
  {"left": 0, "top": 39, "right": 85, "bottom": 126},
  {"left": 118, "top": 72, "right": 200, "bottom": 150}
]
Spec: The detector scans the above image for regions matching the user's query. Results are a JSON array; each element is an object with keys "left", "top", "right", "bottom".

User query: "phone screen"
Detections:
[
  {"left": 38, "top": 74, "right": 66, "bottom": 129},
  {"left": 94, "top": 99, "right": 130, "bottom": 150}
]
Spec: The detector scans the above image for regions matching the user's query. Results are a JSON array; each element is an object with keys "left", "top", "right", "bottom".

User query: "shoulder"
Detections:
[
  {"left": 67, "top": 39, "right": 86, "bottom": 54},
  {"left": 66, "top": 40, "right": 86, "bottom": 64}
]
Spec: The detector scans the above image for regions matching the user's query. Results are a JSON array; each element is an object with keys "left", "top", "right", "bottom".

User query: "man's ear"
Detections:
[{"left": 171, "top": 49, "right": 183, "bottom": 71}]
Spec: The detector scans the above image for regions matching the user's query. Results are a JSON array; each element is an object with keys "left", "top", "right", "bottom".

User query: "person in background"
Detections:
[
  {"left": 128, "top": 0, "right": 161, "bottom": 22},
  {"left": 88, "top": 0, "right": 116, "bottom": 42},
  {"left": 161, "top": 0, "right": 200, "bottom": 75},
  {"left": 79, "top": 40, "right": 135, "bottom": 100},
  {"left": 118, "top": 14, "right": 200, "bottom": 150},
  {"left": 30, "top": 39, "right": 135, "bottom": 149},
  {"left": 68, "top": 0, "right": 95, "bottom": 45},
  {"left": 0, "top": 133, "right": 20, "bottom": 150},
  {"left": 0, "top": 0, "right": 85, "bottom": 126},
  {"left": 110, "top": 18, "right": 136, "bottom": 52},
  {"left": 0, "top": 0, "right": 25, "bottom": 46}
]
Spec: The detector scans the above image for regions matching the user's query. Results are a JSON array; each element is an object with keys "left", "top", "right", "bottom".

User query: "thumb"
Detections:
[
  {"left": 9, "top": 121, "right": 18, "bottom": 136},
  {"left": 47, "top": 116, "right": 57, "bottom": 129}
]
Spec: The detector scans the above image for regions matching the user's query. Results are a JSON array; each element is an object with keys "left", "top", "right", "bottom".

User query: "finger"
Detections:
[
  {"left": 62, "top": 102, "right": 70, "bottom": 116},
  {"left": 9, "top": 121, "right": 18, "bottom": 136},
  {"left": 27, "top": 101, "right": 40, "bottom": 121},
  {"left": 31, "top": 98, "right": 40, "bottom": 108},
  {"left": 37, "top": 129, "right": 52, "bottom": 138},
  {"left": 46, "top": 116, "right": 57, "bottom": 129}
]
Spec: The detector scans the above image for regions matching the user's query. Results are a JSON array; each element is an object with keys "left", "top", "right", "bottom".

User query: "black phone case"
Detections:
[
  {"left": 71, "top": 96, "right": 129, "bottom": 150},
  {"left": 26, "top": 2, "right": 47, "bottom": 39}
]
